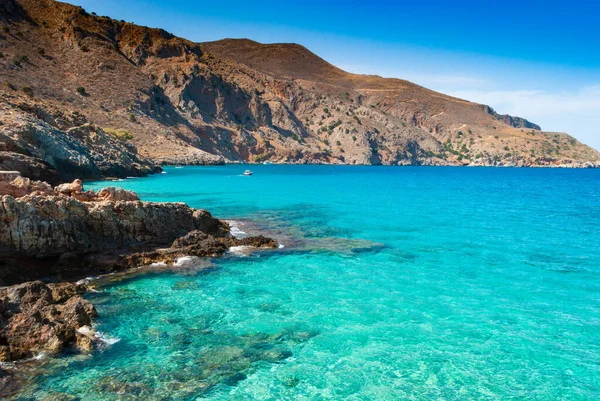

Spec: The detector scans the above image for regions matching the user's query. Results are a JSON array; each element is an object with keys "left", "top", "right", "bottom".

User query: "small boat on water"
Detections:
[
  {"left": 243, "top": 170, "right": 253, "bottom": 176},
  {"left": 263, "top": 161, "right": 271, "bottom": 165}
]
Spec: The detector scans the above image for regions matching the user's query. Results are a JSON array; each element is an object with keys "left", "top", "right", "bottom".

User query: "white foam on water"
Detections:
[
  {"left": 228, "top": 245, "right": 254, "bottom": 257},
  {"left": 97, "top": 332, "right": 121, "bottom": 345},
  {"left": 149, "top": 262, "right": 168, "bottom": 268},
  {"left": 77, "top": 326, "right": 95, "bottom": 337},
  {"left": 225, "top": 220, "right": 247, "bottom": 238},
  {"left": 78, "top": 326, "right": 121, "bottom": 346},
  {"left": 173, "top": 256, "right": 197, "bottom": 267},
  {"left": 76, "top": 276, "right": 100, "bottom": 285}
]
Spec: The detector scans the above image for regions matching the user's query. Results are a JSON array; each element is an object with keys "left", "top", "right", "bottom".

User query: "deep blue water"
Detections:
[{"left": 14, "top": 166, "right": 600, "bottom": 400}]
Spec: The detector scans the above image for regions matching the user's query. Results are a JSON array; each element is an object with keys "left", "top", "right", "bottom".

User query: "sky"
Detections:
[{"left": 68, "top": 0, "right": 600, "bottom": 150}]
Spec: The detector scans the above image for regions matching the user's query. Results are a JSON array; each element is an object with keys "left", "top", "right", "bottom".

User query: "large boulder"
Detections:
[
  {"left": 54, "top": 179, "right": 83, "bottom": 196},
  {"left": 95, "top": 186, "right": 139, "bottom": 202},
  {"left": 0, "top": 281, "right": 97, "bottom": 362},
  {"left": 0, "top": 175, "right": 53, "bottom": 198}
]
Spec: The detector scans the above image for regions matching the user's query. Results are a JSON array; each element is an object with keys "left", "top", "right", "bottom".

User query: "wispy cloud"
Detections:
[
  {"left": 447, "top": 85, "right": 600, "bottom": 149},
  {"left": 448, "top": 85, "right": 600, "bottom": 117}
]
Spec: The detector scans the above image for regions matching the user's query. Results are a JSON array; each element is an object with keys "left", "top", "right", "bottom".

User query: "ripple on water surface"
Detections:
[{"left": 12, "top": 166, "right": 600, "bottom": 400}]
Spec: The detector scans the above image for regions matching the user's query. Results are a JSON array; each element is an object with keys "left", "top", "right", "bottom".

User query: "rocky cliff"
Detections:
[
  {"left": 0, "top": 175, "right": 233, "bottom": 283},
  {"left": 0, "top": 0, "right": 597, "bottom": 170},
  {"left": 0, "top": 93, "right": 161, "bottom": 183},
  {"left": 0, "top": 174, "right": 277, "bottom": 386}
]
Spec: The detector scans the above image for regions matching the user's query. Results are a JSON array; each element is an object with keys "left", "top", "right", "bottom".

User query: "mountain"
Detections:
[{"left": 1, "top": 0, "right": 598, "bottom": 182}]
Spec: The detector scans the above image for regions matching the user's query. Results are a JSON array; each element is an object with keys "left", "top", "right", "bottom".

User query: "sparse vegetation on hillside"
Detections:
[
  {"left": 105, "top": 128, "right": 133, "bottom": 141},
  {"left": 0, "top": 0, "right": 596, "bottom": 168}
]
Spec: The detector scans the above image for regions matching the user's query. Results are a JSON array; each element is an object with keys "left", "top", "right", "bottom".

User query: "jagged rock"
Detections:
[
  {"left": 0, "top": 97, "right": 161, "bottom": 182},
  {"left": 233, "top": 235, "right": 279, "bottom": 248},
  {"left": 0, "top": 191, "right": 228, "bottom": 258},
  {"left": 0, "top": 151, "right": 60, "bottom": 184},
  {"left": 0, "top": 180, "right": 281, "bottom": 284},
  {"left": 119, "top": 231, "right": 279, "bottom": 269},
  {"left": 193, "top": 211, "right": 231, "bottom": 237},
  {"left": 0, "top": 281, "right": 97, "bottom": 362},
  {"left": 0, "top": 175, "right": 53, "bottom": 197},
  {"left": 54, "top": 179, "right": 83, "bottom": 196},
  {"left": 95, "top": 186, "right": 139, "bottom": 202}
]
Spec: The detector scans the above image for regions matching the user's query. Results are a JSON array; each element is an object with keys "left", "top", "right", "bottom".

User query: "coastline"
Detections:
[
  {"left": 0, "top": 174, "right": 279, "bottom": 397},
  {"left": 201, "top": 160, "right": 600, "bottom": 168}
]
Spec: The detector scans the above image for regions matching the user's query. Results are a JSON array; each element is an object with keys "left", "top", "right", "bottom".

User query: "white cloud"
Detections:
[
  {"left": 447, "top": 86, "right": 600, "bottom": 150},
  {"left": 448, "top": 85, "right": 600, "bottom": 117}
]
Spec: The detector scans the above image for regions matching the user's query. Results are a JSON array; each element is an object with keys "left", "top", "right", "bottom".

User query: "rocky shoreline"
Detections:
[{"left": 0, "top": 173, "right": 278, "bottom": 396}]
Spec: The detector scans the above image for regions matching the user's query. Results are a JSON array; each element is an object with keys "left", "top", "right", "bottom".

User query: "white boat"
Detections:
[
  {"left": 243, "top": 170, "right": 253, "bottom": 176},
  {"left": 263, "top": 161, "right": 271, "bottom": 165}
]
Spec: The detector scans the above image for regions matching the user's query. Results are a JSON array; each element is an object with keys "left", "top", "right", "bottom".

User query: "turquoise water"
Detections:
[{"left": 15, "top": 166, "right": 600, "bottom": 400}]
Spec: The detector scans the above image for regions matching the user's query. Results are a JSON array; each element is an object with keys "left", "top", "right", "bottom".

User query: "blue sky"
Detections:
[{"left": 69, "top": 0, "right": 600, "bottom": 149}]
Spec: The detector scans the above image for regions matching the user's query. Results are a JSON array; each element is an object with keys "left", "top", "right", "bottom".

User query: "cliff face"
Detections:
[
  {"left": 0, "top": 175, "right": 278, "bottom": 384},
  {"left": 0, "top": 0, "right": 598, "bottom": 168},
  {"left": 480, "top": 105, "right": 541, "bottom": 130},
  {"left": 0, "top": 184, "right": 228, "bottom": 259},
  {"left": 0, "top": 94, "right": 161, "bottom": 183},
  {"left": 0, "top": 175, "right": 279, "bottom": 286}
]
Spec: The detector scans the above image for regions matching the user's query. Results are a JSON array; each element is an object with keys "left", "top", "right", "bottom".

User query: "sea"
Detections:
[{"left": 11, "top": 165, "right": 600, "bottom": 400}]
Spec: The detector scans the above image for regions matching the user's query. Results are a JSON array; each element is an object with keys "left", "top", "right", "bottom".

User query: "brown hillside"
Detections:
[{"left": 0, "top": 0, "right": 598, "bottom": 179}]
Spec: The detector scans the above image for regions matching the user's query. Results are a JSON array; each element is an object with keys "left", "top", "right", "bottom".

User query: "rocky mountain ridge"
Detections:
[{"left": 0, "top": 0, "right": 598, "bottom": 179}]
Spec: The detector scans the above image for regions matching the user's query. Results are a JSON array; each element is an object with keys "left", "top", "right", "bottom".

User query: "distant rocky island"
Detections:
[{"left": 0, "top": 0, "right": 598, "bottom": 184}]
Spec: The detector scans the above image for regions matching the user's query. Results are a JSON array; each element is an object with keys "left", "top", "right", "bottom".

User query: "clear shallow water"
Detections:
[{"left": 14, "top": 166, "right": 600, "bottom": 400}]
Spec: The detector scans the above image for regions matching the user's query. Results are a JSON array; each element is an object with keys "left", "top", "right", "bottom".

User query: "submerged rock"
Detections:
[
  {"left": 0, "top": 366, "right": 22, "bottom": 398},
  {"left": 233, "top": 235, "right": 279, "bottom": 248},
  {"left": 120, "top": 231, "right": 278, "bottom": 268}
]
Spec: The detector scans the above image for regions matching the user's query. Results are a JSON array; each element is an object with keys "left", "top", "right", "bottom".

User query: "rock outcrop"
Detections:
[
  {"left": 481, "top": 105, "right": 542, "bottom": 130},
  {"left": 0, "top": 281, "right": 97, "bottom": 362},
  {"left": 0, "top": 187, "right": 229, "bottom": 259},
  {"left": 0, "top": 175, "right": 53, "bottom": 198},
  {"left": 0, "top": 178, "right": 279, "bottom": 385},
  {"left": 0, "top": 95, "right": 162, "bottom": 183},
  {"left": 0, "top": 178, "right": 277, "bottom": 285},
  {"left": 122, "top": 231, "right": 279, "bottom": 268}
]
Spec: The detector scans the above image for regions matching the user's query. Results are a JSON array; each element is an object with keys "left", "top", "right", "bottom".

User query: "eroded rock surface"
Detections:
[
  {"left": 0, "top": 185, "right": 228, "bottom": 258},
  {"left": 121, "top": 231, "right": 278, "bottom": 268},
  {"left": 0, "top": 281, "right": 97, "bottom": 362},
  {"left": 0, "top": 178, "right": 279, "bottom": 385}
]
